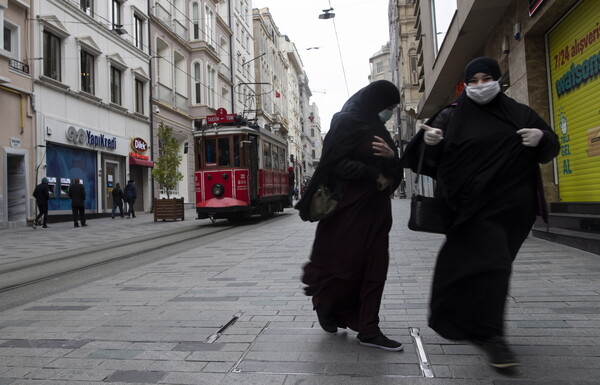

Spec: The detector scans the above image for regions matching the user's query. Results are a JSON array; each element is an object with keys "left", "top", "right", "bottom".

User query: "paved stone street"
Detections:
[{"left": 0, "top": 199, "right": 599, "bottom": 384}]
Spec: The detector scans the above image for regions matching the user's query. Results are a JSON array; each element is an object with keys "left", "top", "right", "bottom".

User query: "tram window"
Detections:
[
  {"left": 195, "top": 138, "right": 203, "bottom": 169},
  {"left": 204, "top": 138, "right": 217, "bottom": 166},
  {"left": 233, "top": 136, "right": 241, "bottom": 167},
  {"left": 218, "top": 137, "right": 231, "bottom": 166},
  {"left": 263, "top": 142, "right": 272, "bottom": 169},
  {"left": 279, "top": 148, "right": 286, "bottom": 172},
  {"left": 272, "top": 145, "right": 279, "bottom": 171}
]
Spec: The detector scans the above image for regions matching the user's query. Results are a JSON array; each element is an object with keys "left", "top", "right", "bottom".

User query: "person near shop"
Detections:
[
  {"left": 68, "top": 178, "right": 87, "bottom": 227},
  {"left": 401, "top": 57, "right": 560, "bottom": 368},
  {"left": 124, "top": 179, "right": 137, "bottom": 218},
  {"left": 288, "top": 166, "right": 295, "bottom": 207},
  {"left": 32, "top": 177, "right": 50, "bottom": 229},
  {"left": 111, "top": 183, "right": 124, "bottom": 219},
  {"left": 296, "top": 80, "right": 404, "bottom": 352}
]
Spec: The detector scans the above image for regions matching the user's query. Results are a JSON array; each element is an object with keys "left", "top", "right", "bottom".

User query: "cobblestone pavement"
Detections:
[{"left": 0, "top": 199, "right": 599, "bottom": 384}]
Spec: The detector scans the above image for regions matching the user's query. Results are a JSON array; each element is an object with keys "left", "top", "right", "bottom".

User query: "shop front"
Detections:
[
  {"left": 127, "top": 137, "right": 154, "bottom": 214},
  {"left": 43, "top": 117, "right": 130, "bottom": 216},
  {"left": 546, "top": 0, "right": 600, "bottom": 203}
]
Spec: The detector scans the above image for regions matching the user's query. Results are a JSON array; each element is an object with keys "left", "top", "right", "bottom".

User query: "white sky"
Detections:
[
  {"left": 252, "top": 0, "right": 390, "bottom": 133},
  {"left": 251, "top": 0, "right": 457, "bottom": 133}
]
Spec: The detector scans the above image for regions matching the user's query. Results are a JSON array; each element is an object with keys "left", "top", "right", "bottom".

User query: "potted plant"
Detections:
[{"left": 152, "top": 123, "right": 185, "bottom": 221}]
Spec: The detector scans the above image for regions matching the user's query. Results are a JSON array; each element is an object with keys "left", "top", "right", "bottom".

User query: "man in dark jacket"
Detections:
[
  {"left": 33, "top": 177, "right": 50, "bottom": 229},
  {"left": 68, "top": 178, "right": 86, "bottom": 227},
  {"left": 124, "top": 179, "right": 137, "bottom": 218},
  {"left": 111, "top": 183, "right": 124, "bottom": 218}
]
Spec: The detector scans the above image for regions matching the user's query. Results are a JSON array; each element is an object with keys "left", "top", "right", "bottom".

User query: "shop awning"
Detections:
[{"left": 129, "top": 157, "right": 154, "bottom": 167}]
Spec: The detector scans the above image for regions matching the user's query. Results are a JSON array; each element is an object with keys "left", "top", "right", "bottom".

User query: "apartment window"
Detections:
[
  {"left": 111, "top": 0, "right": 122, "bottom": 29},
  {"left": 80, "top": 0, "right": 93, "bottom": 16},
  {"left": 207, "top": 64, "right": 216, "bottom": 107},
  {"left": 409, "top": 50, "right": 419, "bottom": 85},
  {"left": 3, "top": 22, "right": 18, "bottom": 59},
  {"left": 193, "top": 62, "right": 201, "bottom": 104},
  {"left": 205, "top": 6, "right": 214, "bottom": 46},
  {"left": 43, "top": 30, "right": 61, "bottom": 80},
  {"left": 376, "top": 61, "right": 384, "bottom": 74},
  {"left": 192, "top": 3, "right": 200, "bottom": 40},
  {"left": 80, "top": 50, "right": 95, "bottom": 94},
  {"left": 110, "top": 66, "right": 122, "bottom": 105},
  {"left": 134, "top": 14, "right": 143, "bottom": 49},
  {"left": 135, "top": 78, "right": 144, "bottom": 113}
]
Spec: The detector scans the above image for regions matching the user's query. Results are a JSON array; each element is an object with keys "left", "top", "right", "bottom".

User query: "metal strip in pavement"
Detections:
[
  {"left": 410, "top": 326, "right": 434, "bottom": 378},
  {"left": 230, "top": 321, "right": 270, "bottom": 373},
  {"left": 205, "top": 311, "right": 242, "bottom": 343}
]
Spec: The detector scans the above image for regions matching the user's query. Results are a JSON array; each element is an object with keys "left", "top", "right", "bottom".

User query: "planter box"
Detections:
[{"left": 154, "top": 198, "right": 185, "bottom": 221}]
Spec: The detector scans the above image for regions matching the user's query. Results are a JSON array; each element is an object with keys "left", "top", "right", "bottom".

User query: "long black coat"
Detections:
[
  {"left": 68, "top": 183, "right": 86, "bottom": 208},
  {"left": 401, "top": 91, "right": 559, "bottom": 340}
]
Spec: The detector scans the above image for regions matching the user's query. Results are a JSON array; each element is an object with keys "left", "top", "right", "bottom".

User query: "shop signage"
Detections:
[
  {"left": 547, "top": 0, "right": 600, "bottom": 202},
  {"left": 206, "top": 108, "right": 235, "bottom": 124},
  {"left": 131, "top": 137, "right": 148, "bottom": 153},
  {"left": 129, "top": 151, "right": 150, "bottom": 161},
  {"left": 66, "top": 125, "right": 117, "bottom": 150}
]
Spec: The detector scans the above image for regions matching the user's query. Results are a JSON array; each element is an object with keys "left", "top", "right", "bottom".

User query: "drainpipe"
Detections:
[
  {"left": 228, "top": 0, "right": 235, "bottom": 113},
  {"left": 148, "top": 0, "right": 155, "bottom": 203}
]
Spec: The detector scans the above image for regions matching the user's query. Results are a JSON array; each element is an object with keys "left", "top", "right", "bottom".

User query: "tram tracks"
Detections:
[{"left": 0, "top": 223, "right": 234, "bottom": 294}]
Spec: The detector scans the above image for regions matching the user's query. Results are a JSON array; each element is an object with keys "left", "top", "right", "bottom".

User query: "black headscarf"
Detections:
[
  {"left": 464, "top": 56, "right": 501, "bottom": 81},
  {"left": 295, "top": 80, "right": 400, "bottom": 221}
]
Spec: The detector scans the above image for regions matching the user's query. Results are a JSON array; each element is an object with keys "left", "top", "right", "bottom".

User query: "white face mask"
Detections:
[
  {"left": 378, "top": 109, "right": 394, "bottom": 122},
  {"left": 465, "top": 80, "right": 501, "bottom": 104}
]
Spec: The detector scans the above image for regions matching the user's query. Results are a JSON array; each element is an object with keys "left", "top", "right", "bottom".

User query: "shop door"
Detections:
[{"left": 104, "top": 161, "right": 121, "bottom": 212}]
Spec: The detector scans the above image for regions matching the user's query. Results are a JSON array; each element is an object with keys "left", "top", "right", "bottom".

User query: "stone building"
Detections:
[
  {"left": 0, "top": 0, "right": 34, "bottom": 229},
  {"left": 32, "top": 0, "right": 152, "bottom": 220}
]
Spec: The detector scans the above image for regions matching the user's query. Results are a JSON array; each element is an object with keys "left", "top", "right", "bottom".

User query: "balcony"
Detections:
[
  {"left": 9, "top": 59, "right": 29, "bottom": 74},
  {"left": 174, "top": 19, "right": 188, "bottom": 41},
  {"left": 157, "top": 83, "right": 172, "bottom": 105},
  {"left": 175, "top": 92, "right": 188, "bottom": 111},
  {"left": 155, "top": 3, "right": 171, "bottom": 26}
]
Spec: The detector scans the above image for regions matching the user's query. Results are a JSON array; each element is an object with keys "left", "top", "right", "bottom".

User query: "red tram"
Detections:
[{"left": 194, "top": 114, "right": 289, "bottom": 222}]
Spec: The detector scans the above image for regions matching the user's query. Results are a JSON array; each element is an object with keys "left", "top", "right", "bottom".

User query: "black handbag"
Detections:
[
  {"left": 309, "top": 177, "right": 344, "bottom": 221},
  {"left": 408, "top": 144, "right": 453, "bottom": 234}
]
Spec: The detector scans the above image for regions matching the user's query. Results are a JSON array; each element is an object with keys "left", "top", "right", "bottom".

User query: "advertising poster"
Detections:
[{"left": 547, "top": 0, "right": 600, "bottom": 202}]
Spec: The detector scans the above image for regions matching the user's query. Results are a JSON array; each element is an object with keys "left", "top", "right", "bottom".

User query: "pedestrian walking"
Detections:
[
  {"left": 296, "top": 80, "right": 404, "bottom": 351},
  {"left": 111, "top": 183, "right": 124, "bottom": 218},
  {"left": 32, "top": 177, "right": 50, "bottom": 229},
  {"left": 124, "top": 179, "right": 137, "bottom": 218},
  {"left": 401, "top": 57, "right": 560, "bottom": 368},
  {"left": 288, "top": 166, "right": 295, "bottom": 207},
  {"left": 68, "top": 178, "right": 86, "bottom": 227}
]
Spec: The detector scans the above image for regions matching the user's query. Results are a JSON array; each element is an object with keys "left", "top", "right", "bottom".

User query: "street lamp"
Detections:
[{"left": 319, "top": 8, "right": 335, "bottom": 19}]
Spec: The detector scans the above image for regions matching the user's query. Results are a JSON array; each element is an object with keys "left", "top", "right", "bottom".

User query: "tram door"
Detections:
[{"left": 249, "top": 135, "right": 258, "bottom": 200}]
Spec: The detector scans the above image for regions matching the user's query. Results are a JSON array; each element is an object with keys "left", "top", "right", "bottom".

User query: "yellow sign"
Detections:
[{"left": 547, "top": 0, "right": 600, "bottom": 202}]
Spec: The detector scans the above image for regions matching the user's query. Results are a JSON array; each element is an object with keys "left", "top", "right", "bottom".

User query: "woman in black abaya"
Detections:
[
  {"left": 402, "top": 57, "right": 559, "bottom": 368},
  {"left": 296, "top": 80, "right": 403, "bottom": 351}
]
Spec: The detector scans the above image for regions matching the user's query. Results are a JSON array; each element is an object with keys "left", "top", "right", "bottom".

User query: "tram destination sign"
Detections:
[{"left": 207, "top": 108, "right": 236, "bottom": 124}]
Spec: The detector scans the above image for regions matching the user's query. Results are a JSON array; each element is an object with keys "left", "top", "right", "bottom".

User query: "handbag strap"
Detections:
[{"left": 412, "top": 144, "right": 426, "bottom": 197}]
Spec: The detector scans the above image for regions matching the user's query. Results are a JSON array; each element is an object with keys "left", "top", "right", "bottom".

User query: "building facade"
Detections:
[
  {"left": 0, "top": 0, "right": 34, "bottom": 229},
  {"left": 32, "top": 0, "right": 152, "bottom": 219}
]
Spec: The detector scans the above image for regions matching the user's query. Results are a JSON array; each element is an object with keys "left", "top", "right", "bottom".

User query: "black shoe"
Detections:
[
  {"left": 74, "top": 224, "right": 79, "bottom": 227},
  {"left": 42, "top": 225, "right": 49, "bottom": 229},
  {"left": 111, "top": 216, "right": 114, "bottom": 219},
  {"left": 480, "top": 336, "right": 519, "bottom": 368},
  {"left": 81, "top": 224, "right": 87, "bottom": 227},
  {"left": 359, "top": 335, "right": 403, "bottom": 352},
  {"left": 316, "top": 309, "right": 337, "bottom": 334}
]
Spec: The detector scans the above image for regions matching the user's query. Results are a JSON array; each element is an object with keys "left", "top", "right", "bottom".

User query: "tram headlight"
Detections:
[{"left": 212, "top": 183, "right": 225, "bottom": 198}]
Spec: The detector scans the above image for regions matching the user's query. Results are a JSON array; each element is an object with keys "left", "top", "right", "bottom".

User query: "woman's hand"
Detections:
[
  {"left": 376, "top": 174, "right": 391, "bottom": 191},
  {"left": 516, "top": 128, "right": 544, "bottom": 147},
  {"left": 422, "top": 124, "right": 444, "bottom": 146},
  {"left": 372, "top": 136, "right": 395, "bottom": 159}
]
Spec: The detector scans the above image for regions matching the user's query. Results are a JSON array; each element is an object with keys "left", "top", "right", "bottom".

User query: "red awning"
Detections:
[{"left": 129, "top": 157, "right": 154, "bottom": 167}]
